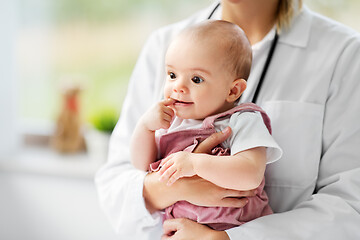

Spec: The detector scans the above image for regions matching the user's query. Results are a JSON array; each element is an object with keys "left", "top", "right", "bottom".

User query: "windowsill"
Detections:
[{"left": 0, "top": 144, "right": 105, "bottom": 180}]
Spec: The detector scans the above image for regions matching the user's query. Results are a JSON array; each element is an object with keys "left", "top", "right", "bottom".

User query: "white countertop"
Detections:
[{"left": 0, "top": 145, "right": 106, "bottom": 179}]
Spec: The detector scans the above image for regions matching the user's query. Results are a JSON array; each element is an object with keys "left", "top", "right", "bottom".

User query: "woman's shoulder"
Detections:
[
  {"left": 280, "top": 6, "right": 360, "bottom": 60},
  {"left": 311, "top": 9, "right": 359, "bottom": 39},
  {"left": 302, "top": 6, "right": 359, "bottom": 45}
]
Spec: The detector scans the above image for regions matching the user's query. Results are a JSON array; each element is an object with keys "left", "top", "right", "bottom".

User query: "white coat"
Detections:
[{"left": 95, "top": 2, "right": 360, "bottom": 239}]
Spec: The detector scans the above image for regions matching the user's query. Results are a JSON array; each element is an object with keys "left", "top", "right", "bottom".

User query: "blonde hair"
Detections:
[{"left": 276, "top": 0, "right": 303, "bottom": 31}]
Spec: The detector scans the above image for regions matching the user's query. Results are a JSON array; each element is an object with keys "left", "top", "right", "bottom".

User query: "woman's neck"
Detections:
[{"left": 221, "top": 0, "right": 279, "bottom": 45}]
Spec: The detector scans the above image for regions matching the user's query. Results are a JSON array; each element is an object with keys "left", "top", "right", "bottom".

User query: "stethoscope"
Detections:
[{"left": 208, "top": 3, "right": 279, "bottom": 103}]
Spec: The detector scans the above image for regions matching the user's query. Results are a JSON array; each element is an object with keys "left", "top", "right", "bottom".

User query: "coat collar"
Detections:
[{"left": 279, "top": 6, "right": 313, "bottom": 48}]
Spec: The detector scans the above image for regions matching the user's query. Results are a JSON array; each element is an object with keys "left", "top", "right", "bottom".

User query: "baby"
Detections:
[{"left": 130, "top": 20, "right": 282, "bottom": 230}]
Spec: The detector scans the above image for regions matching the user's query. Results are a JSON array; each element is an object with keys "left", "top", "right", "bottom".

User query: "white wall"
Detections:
[
  {"left": 0, "top": 1, "right": 20, "bottom": 158},
  {"left": 0, "top": 172, "right": 118, "bottom": 240}
]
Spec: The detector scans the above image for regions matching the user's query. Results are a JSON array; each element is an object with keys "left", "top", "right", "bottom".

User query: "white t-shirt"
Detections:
[{"left": 157, "top": 111, "right": 282, "bottom": 164}]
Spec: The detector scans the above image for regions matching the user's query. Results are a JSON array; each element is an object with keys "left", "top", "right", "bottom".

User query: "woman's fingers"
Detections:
[
  {"left": 219, "top": 188, "right": 257, "bottom": 207},
  {"left": 162, "top": 218, "right": 180, "bottom": 237},
  {"left": 220, "top": 197, "right": 249, "bottom": 208},
  {"left": 178, "top": 176, "right": 258, "bottom": 208},
  {"left": 162, "top": 218, "right": 217, "bottom": 240},
  {"left": 225, "top": 188, "right": 257, "bottom": 198},
  {"left": 193, "top": 127, "right": 232, "bottom": 154}
]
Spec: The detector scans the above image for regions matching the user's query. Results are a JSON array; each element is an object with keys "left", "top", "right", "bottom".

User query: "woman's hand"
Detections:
[
  {"left": 161, "top": 218, "right": 230, "bottom": 240},
  {"left": 193, "top": 126, "right": 232, "bottom": 154},
  {"left": 144, "top": 172, "right": 253, "bottom": 213},
  {"left": 177, "top": 175, "right": 254, "bottom": 207}
]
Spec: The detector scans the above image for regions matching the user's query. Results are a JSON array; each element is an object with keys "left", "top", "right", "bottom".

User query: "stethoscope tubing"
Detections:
[{"left": 207, "top": 2, "right": 279, "bottom": 103}]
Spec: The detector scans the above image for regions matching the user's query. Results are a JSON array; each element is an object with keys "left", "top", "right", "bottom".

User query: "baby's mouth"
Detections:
[{"left": 173, "top": 99, "right": 193, "bottom": 105}]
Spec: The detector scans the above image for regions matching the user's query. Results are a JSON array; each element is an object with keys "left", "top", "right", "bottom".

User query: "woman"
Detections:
[{"left": 95, "top": 0, "right": 360, "bottom": 239}]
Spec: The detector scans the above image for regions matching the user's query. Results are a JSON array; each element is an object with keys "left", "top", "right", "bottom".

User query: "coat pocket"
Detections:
[{"left": 261, "top": 101, "right": 324, "bottom": 188}]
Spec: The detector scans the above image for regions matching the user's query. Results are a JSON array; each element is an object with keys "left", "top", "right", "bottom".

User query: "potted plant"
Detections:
[{"left": 84, "top": 109, "right": 118, "bottom": 164}]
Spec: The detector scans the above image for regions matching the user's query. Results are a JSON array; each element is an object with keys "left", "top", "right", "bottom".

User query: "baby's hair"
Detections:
[{"left": 181, "top": 20, "right": 252, "bottom": 81}]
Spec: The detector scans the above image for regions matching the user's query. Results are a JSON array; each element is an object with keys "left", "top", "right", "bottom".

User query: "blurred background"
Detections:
[{"left": 0, "top": 0, "right": 359, "bottom": 239}]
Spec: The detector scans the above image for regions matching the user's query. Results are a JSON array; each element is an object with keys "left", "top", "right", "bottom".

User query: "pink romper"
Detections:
[{"left": 150, "top": 103, "right": 273, "bottom": 230}]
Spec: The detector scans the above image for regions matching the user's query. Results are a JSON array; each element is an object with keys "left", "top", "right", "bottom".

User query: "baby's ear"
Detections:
[{"left": 226, "top": 79, "right": 247, "bottom": 102}]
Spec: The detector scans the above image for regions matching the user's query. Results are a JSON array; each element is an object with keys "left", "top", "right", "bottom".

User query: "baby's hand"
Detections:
[
  {"left": 142, "top": 98, "right": 175, "bottom": 131},
  {"left": 158, "top": 151, "right": 196, "bottom": 185}
]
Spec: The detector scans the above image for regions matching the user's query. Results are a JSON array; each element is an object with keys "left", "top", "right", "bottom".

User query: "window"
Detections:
[
  {"left": 13, "top": 0, "right": 210, "bottom": 145},
  {"left": 1, "top": 0, "right": 359, "bottom": 157}
]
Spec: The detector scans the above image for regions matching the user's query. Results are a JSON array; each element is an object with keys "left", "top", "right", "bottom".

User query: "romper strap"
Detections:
[{"left": 202, "top": 102, "right": 272, "bottom": 134}]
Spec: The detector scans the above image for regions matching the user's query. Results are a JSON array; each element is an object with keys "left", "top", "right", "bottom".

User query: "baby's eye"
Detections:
[
  {"left": 191, "top": 76, "right": 204, "bottom": 84},
  {"left": 169, "top": 72, "right": 176, "bottom": 79}
]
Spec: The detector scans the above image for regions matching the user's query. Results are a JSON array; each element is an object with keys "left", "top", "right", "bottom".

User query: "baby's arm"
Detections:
[
  {"left": 159, "top": 147, "right": 266, "bottom": 190},
  {"left": 130, "top": 98, "right": 175, "bottom": 171}
]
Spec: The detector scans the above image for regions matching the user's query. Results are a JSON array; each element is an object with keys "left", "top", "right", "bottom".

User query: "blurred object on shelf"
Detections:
[
  {"left": 84, "top": 127, "right": 110, "bottom": 164},
  {"left": 90, "top": 109, "right": 118, "bottom": 134},
  {"left": 84, "top": 108, "right": 118, "bottom": 164},
  {"left": 51, "top": 81, "right": 85, "bottom": 153}
]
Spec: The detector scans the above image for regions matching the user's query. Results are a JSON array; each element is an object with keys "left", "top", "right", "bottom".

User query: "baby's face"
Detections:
[{"left": 164, "top": 36, "right": 235, "bottom": 120}]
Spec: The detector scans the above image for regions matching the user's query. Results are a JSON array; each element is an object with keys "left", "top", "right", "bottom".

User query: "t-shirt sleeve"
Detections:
[{"left": 222, "top": 111, "right": 282, "bottom": 164}]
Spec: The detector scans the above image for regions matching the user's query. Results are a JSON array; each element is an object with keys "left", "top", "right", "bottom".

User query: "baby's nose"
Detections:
[{"left": 173, "top": 79, "right": 188, "bottom": 93}]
